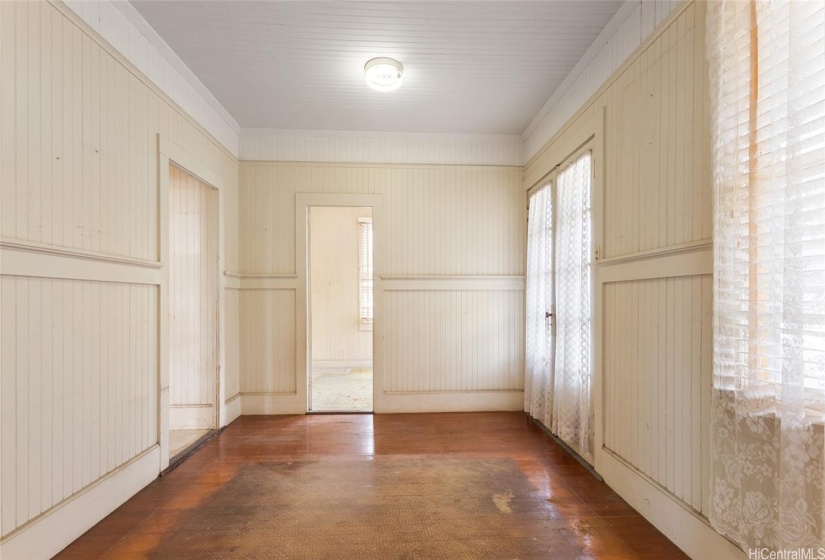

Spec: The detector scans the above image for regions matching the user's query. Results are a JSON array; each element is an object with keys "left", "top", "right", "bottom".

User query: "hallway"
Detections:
[{"left": 57, "top": 413, "right": 686, "bottom": 559}]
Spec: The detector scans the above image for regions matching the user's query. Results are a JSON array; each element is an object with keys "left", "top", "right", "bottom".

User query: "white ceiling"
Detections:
[{"left": 132, "top": 1, "right": 624, "bottom": 135}]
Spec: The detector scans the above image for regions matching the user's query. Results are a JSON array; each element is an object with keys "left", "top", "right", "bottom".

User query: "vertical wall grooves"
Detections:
[
  {"left": 168, "top": 164, "right": 218, "bottom": 412},
  {"left": 0, "top": 277, "right": 158, "bottom": 537},
  {"left": 239, "top": 163, "right": 525, "bottom": 397},
  {"left": 603, "top": 275, "right": 712, "bottom": 514},
  {"left": 0, "top": 1, "right": 240, "bottom": 541}
]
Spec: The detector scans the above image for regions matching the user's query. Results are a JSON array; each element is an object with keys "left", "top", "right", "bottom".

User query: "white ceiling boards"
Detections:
[{"left": 131, "top": 1, "right": 623, "bottom": 135}]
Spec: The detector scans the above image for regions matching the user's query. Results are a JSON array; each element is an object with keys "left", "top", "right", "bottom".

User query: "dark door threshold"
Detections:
[{"left": 163, "top": 427, "right": 225, "bottom": 475}]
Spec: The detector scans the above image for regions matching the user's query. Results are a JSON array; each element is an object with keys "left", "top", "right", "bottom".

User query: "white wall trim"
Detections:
[
  {"left": 0, "top": 245, "right": 162, "bottom": 285},
  {"left": 596, "top": 450, "right": 745, "bottom": 559},
  {"left": 296, "top": 193, "right": 385, "bottom": 416},
  {"left": 599, "top": 246, "right": 713, "bottom": 284},
  {"left": 376, "top": 391, "right": 523, "bottom": 413},
  {"left": 0, "top": 238, "right": 162, "bottom": 269},
  {"left": 158, "top": 135, "right": 229, "bottom": 469},
  {"left": 224, "top": 394, "right": 242, "bottom": 425},
  {"left": 0, "top": 445, "right": 160, "bottom": 560},
  {"left": 381, "top": 276, "right": 524, "bottom": 291},
  {"left": 240, "top": 128, "right": 524, "bottom": 166}
]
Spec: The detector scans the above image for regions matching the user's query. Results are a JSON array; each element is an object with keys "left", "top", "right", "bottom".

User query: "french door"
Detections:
[{"left": 525, "top": 148, "right": 593, "bottom": 463}]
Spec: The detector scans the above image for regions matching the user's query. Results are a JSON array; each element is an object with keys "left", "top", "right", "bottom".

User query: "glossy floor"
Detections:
[{"left": 56, "top": 413, "right": 688, "bottom": 559}]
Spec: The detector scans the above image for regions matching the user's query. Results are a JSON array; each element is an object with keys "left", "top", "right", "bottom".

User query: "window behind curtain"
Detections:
[
  {"left": 709, "top": 0, "right": 825, "bottom": 399},
  {"left": 358, "top": 218, "right": 373, "bottom": 324}
]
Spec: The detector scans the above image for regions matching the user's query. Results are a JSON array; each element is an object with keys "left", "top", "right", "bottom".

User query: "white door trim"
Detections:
[
  {"left": 295, "top": 193, "right": 384, "bottom": 413},
  {"left": 157, "top": 135, "right": 226, "bottom": 470}
]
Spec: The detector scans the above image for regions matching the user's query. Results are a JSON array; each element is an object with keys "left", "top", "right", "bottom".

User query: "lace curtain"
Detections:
[
  {"left": 707, "top": 0, "right": 825, "bottom": 551},
  {"left": 524, "top": 151, "right": 592, "bottom": 460},
  {"left": 552, "top": 152, "right": 592, "bottom": 457},
  {"left": 524, "top": 184, "right": 553, "bottom": 422}
]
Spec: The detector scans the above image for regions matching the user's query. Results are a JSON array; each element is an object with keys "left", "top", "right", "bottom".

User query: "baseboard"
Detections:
[
  {"left": 311, "top": 360, "right": 372, "bottom": 369},
  {"left": 224, "top": 393, "right": 241, "bottom": 425},
  {"left": 170, "top": 404, "right": 213, "bottom": 429},
  {"left": 240, "top": 393, "right": 306, "bottom": 415},
  {"left": 376, "top": 390, "right": 523, "bottom": 413},
  {"left": 595, "top": 449, "right": 745, "bottom": 560},
  {"left": 0, "top": 445, "right": 160, "bottom": 560}
]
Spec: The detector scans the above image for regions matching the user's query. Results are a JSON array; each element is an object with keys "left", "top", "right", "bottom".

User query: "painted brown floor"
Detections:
[{"left": 56, "top": 413, "right": 688, "bottom": 559}]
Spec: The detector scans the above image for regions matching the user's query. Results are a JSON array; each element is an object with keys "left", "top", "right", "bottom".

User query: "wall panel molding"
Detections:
[
  {"left": 382, "top": 276, "right": 524, "bottom": 291},
  {"left": 0, "top": 445, "right": 160, "bottom": 560},
  {"left": 0, "top": 238, "right": 162, "bottom": 268}
]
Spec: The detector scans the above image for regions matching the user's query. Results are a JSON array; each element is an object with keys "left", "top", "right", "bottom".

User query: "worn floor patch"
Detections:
[
  {"left": 493, "top": 491, "right": 514, "bottom": 514},
  {"left": 144, "top": 457, "right": 549, "bottom": 560}
]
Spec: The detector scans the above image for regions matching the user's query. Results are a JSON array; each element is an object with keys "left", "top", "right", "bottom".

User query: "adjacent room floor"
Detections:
[
  {"left": 310, "top": 366, "right": 373, "bottom": 411},
  {"left": 168, "top": 429, "right": 211, "bottom": 460},
  {"left": 56, "top": 412, "right": 686, "bottom": 559}
]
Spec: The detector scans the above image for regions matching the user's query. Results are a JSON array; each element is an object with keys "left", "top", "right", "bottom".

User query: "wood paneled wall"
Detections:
[
  {"left": 0, "top": 0, "right": 239, "bottom": 550},
  {"left": 603, "top": 275, "right": 712, "bottom": 514},
  {"left": 309, "top": 207, "right": 372, "bottom": 364},
  {"left": 239, "top": 290, "right": 296, "bottom": 394},
  {"left": 238, "top": 162, "right": 525, "bottom": 409},
  {"left": 0, "top": 277, "right": 158, "bottom": 537},
  {"left": 169, "top": 165, "right": 219, "bottom": 423},
  {"left": 383, "top": 290, "right": 523, "bottom": 393},
  {"left": 522, "top": 2, "right": 735, "bottom": 557},
  {"left": 240, "top": 164, "right": 523, "bottom": 276},
  {"left": 241, "top": 130, "right": 523, "bottom": 166}
]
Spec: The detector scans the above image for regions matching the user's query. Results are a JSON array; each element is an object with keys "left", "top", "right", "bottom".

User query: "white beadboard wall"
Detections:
[
  {"left": 523, "top": 2, "right": 739, "bottom": 558},
  {"left": 61, "top": 0, "right": 240, "bottom": 156},
  {"left": 240, "top": 164, "right": 524, "bottom": 276},
  {"left": 383, "top": 290, "right": 523, "bottom": 393},
  {"left": 240, "top": 129, "right": 524, "bottom": 166},
  {"left": 240, "top": 289, "right": 297, "bottom": 394},
  {"left": 0, "top": 2, "right": 240, "bottom": 556},
  {"left": 310, "top": 207, "right": 372, "bottom": 364},
  {"left": 169, "top": 165, "right": 219, "bottom": 420},
  {"left": 523, "top": 0, "right": 679, "bottom": 161},
  {"left": 0, "top": 277, "right": 158, "bottom": 537},
  {"left": 603, "top": 275, "right": 712, "bottom": 515},
  {"left": 238, "top": 162, "right": 525, "bottom": 410}
]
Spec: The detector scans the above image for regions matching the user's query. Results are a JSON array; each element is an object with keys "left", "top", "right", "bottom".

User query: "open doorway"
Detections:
[
  {"left": 308, "top": 206, "right": 373, "bottom": 412},
  {"left": 168, "top": 163, "right": 219, "bottom": 460}
]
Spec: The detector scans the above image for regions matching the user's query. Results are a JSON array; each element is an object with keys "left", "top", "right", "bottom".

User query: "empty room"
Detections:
[{"left": 0, "top": 0, "right": 823, "bottom": 559}]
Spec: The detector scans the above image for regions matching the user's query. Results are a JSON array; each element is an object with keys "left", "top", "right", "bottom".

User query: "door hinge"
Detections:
[{"left": 594, "top": 245, "right": 602, "bottom": 261}]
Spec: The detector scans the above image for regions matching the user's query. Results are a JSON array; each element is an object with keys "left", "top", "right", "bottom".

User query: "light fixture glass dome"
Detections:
[{"left": 365, "top": 57, "right": 403, "bottom": 92}]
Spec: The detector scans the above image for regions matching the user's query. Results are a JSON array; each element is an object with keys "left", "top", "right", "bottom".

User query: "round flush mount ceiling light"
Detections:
[{"left": 364, "top": 57, "right": 403, "bottom": 92}]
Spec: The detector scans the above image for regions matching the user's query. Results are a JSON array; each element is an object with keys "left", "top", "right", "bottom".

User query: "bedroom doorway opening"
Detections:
[{"left": 307, "top": 206, "right": 374, "bottom": 412}]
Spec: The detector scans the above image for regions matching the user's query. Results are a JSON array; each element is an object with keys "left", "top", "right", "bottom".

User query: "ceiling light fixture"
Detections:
[{"left": 364, "top": 57, "right": 403, "bottom": 92}]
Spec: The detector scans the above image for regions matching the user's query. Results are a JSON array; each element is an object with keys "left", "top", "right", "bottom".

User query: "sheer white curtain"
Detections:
[
  {"left": 552, "top": 152, "right": 592, "bottom": 456},
  {"left": 524, "top": 184, "right": 553, "bottom": 422},
  {"left": 524, "top": 151, "right": 593, "bottom": 459},
  {"left": 707, "top": 0, "right": 825, "bottom": 551}
]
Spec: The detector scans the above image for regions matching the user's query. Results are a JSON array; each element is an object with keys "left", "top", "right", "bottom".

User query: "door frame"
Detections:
[
  {"left": 523, "top": 109, "right": 604, "bottom": 466},
  {"left": 295, "top": 193, "right": 384, "bottom": 413},
  {"left": 157, "top": 135, "right": 226, "bottom": 470}
]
